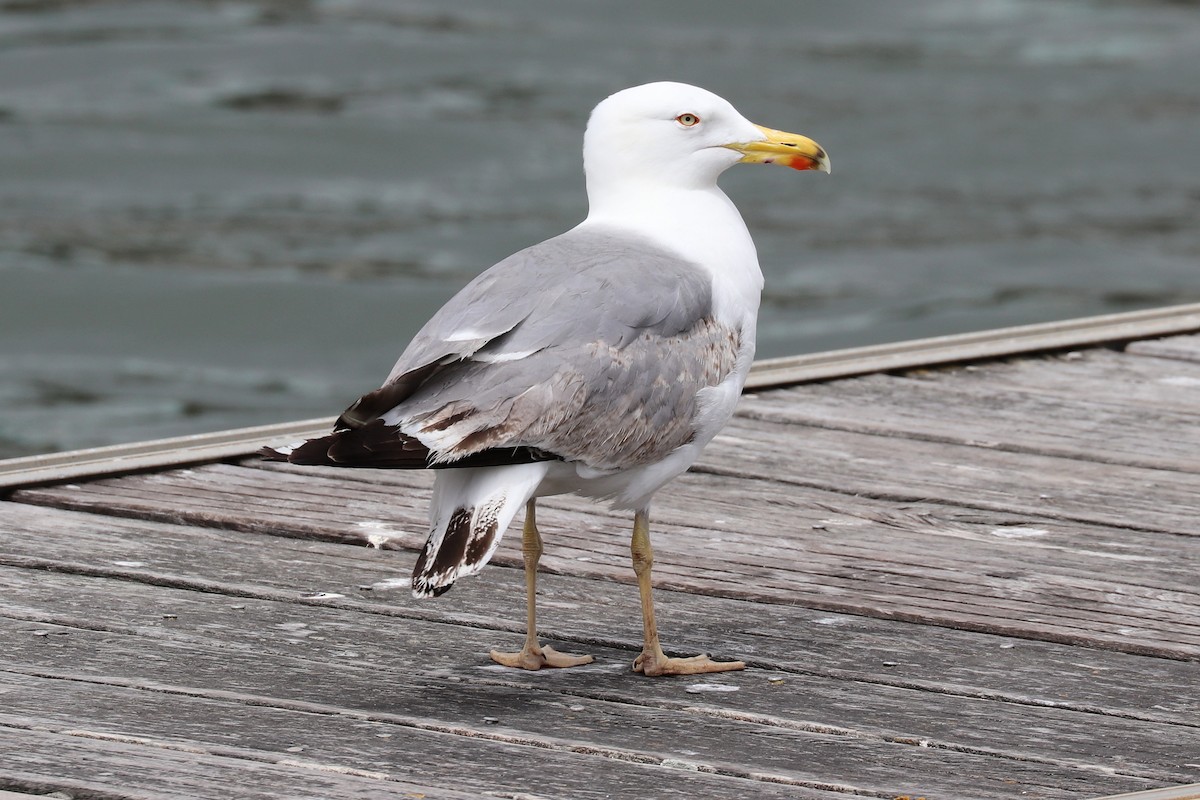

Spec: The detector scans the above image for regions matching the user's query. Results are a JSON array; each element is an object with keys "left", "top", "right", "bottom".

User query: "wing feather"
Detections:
[{"left": 300, "top": 225, "right": 742, "bottom": 471}]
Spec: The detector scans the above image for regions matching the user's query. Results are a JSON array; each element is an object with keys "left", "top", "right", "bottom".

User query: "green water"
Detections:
[{"left": 2, "top": 0, "right": 1199, "bottom": 456}]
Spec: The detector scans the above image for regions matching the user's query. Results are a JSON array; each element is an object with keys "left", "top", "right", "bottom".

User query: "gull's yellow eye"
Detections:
[{"left": 675, "top": 113, "right": 701, "bottom": 127}]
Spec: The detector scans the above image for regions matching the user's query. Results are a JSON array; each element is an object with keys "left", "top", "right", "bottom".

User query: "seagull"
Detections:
[{"left": 265, "top": 81, "right": 829, "bottom": 676}]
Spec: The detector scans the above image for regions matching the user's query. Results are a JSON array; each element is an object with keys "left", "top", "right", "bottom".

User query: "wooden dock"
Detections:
[{"left": 1, "top": 307, "right": 1199, "bottom": 800}]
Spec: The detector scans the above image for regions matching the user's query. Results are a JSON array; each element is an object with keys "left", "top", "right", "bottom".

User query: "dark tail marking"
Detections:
[
  {"left": 411, "top": 501, "right": 502, "bottom": 598},
  {"left": 412, "top": 507, "right": 472, "bottom": 597}
]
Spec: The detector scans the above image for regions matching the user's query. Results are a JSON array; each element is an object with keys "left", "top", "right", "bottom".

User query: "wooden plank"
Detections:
[
  {"left": 1127, "top": 333, "right": 1200, "bottom": 364},
  {"left": 0, "top": 709, "right": 846, "bottom": 800},
  {"left": 2, "top": 503, "right": 1198, "bottom": 725},
  {"left": 736, "top": 365, "right": 1200, "bottom": 474},
  {"left": 2, "top": 304, "right": 1197, "bottom": 492},
  {"left": 8, "top": 462, "right": 1200, "bottom": 659},
  {"left": 137, "top": 420, "right": 1200, "bottom": 550},
  {"left": 0, "top": 672, "right": 1164, "bottom": 800},
  {"left": 0, "top": 726, "right": 482, "bottom": 800},
  {"left": 230, "top": 461, "right": 1199, "bottom": 594},
  {"left": 0, "top": 417, "right": 330, "bottom": 493},
  {"left": 0, "top": 673, "right": 1093, "bottom": 800},
  {"left": 12, "top": 363, "right": 1198, "bottom": 538},
  {"left": 747, "top": 303, "right": 1200, "bottom": 389},
  {"left": 26, "top": 458, "right": 1200, "bottom": 592},
  {"left": 7, "top": 459, "right": 1200, "bottom": 658},
  {"left": 914, "top": 348, "right": 1200, "bottom": 416},
  {"left": 5, "top": 569, "right": 1199, "bottom": 782},
  {"left": 0, "top": 573, "right": 1186, "bottom": 798},
  {"left": 1090, "top": 785, "right": 1200, "bottom": 800},
  {"left": 711, "top": 416, "right": 1200, "bottom": 537}
]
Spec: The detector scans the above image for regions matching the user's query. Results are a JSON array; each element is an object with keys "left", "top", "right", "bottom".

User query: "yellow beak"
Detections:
[{"left": 727, "top": 124, "right": 831, "bottom": 173}]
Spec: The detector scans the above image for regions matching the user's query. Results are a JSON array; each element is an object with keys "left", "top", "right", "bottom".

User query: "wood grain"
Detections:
[
  {"left": 0, "top": 569, "right": 1183, "bottom": 799},
  {"left": 8, "top": 447, "right": 1199, "bottom": 659},
  {"left": 737, "top": 363, "right": 1200, "bottom": 474},
  {"left": 1126, "top": 333, "right": 1200, "bottom": 364},
  {"left": 4, "top": 503, "right": 1197, "bottom": 723},
  {"left": 2, "top": 335, "right": 1199, "bottom": 800}
]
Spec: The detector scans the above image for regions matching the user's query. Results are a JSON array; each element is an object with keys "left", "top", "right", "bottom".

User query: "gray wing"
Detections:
[{"left": 338, "top": 226, "right": 741, "bottom": 470}]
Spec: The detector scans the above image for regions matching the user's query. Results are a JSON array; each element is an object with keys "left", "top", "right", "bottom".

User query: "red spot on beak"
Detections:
[{"left": 784, "top": 154, "right": 821, "bottom": 171}]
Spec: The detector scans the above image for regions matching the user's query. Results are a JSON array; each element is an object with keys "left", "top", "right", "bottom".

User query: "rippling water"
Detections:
[{"left": 2, "top": 0, "right": 1199, "bottom": 457}]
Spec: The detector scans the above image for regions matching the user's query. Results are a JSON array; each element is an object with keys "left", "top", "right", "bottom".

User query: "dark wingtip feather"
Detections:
[
  {"left": 258, "top": 445, "right": 289, "bottom": 462},
  {"left": 257, "top": 433, "right": 349, "bottom": 466},
  {"left": 263, "top": 416, "right": 561, "bottom": 471},
  {"left": 285, "top": 434, "right": 345, "bottom": 466}
]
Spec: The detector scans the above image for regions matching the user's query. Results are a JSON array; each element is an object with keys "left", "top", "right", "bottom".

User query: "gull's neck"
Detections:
[{"left": 581, "top": 182, "right": 764, "bottom": 325}]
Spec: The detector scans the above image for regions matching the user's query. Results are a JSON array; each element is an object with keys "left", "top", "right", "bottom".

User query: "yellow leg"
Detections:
[
  {"left": 489, "top": 500, "right": 593, "bottom": 670},
  {"left": 630, "top": 509, "right": 745, "bottom": 676}
]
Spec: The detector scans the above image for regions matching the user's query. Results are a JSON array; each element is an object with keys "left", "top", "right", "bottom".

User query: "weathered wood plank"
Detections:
[
  {"left": 8, "top": 465, "right": 1200, "bottom": 659},
  {"left": 0, "top": 417, "right": 330, "bottom": 493},
  {"left": 1126, "top": 333, "right": 1200, "bottom": 364},
  {"left": 236, "top": 461, "right": 1200, "bottom": 602},
  {"left": 2, "top": 503, "right": 1200, "bottom": 724},
  {"left": 712, "top": 416, "right": 1200, "bottom": 537},
  {"left": 2, "top": 326, "right": 1198, "bottom": 800},
  {"left": 747, "top": 303, "right": 1200, "bottom": 389},
  {"left": 20, "top": 455, "right": 1200, "bottom": 602},
  {"left": 4, "top": 502, "right": 1197, "bottom": 724},
  {"left": 241, "top": 423, "right": 1200, "bottom": 544},
  {"left": 0, "top": 669, "right": 1166, "bottom": 800},
  {"left": 0, "top": 572, "right": 1188, "bottom": 798},
  {"left": 0, "top": 706, "right": 849, "bottom": 800},
  {"left": 736, "top": 370, "right": 1200, "bottom": 474},
  {"left": 7, "top": 460, "right": 1199, "bottom": 658},
  {"left": 0, "top": 675, "right": 1101, "bottom": 800},
  {"left": 907, "top": 349, "right": 1200, "bottom": 415},
  {"left": 0, "top": 723, "right": 483, "bottom": 800},
  {"left": 5, "top": 571, "right": 1199, "bottom": 785},
  {"left": 21, "top": 459, "right": 1200, "bottom": 597},
  {"left": 1090, "top": 785, "right": 1200, "bottom": 800}
]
